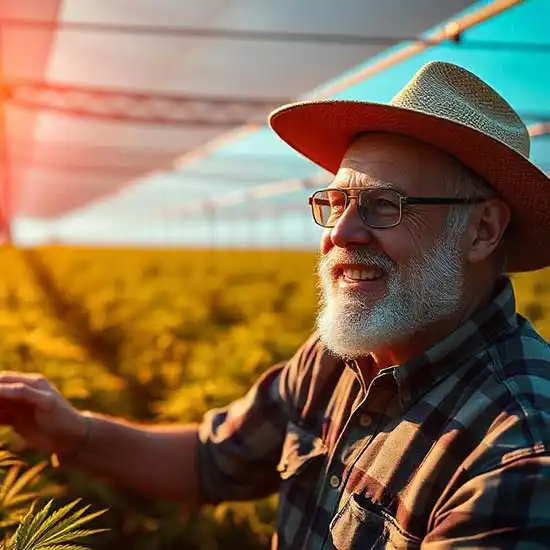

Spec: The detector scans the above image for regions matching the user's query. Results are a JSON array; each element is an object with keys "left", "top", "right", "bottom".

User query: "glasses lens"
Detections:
[
  {"left": 311, "top": 189, "right": 346, "bottom": 227},
  {"left": 359, "top": 188, "right": 401, "bottom": 228}
]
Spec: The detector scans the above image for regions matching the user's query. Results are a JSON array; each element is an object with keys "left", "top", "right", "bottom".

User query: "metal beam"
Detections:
[
  {"left": 3, "top": 17, "right": 549, "bottom": 53},
  {"left": 2, "top": 80, "right": 289, "bottom": 126},
  {"left": 529, "top": 122, "right": 550, "bottom": 138}
]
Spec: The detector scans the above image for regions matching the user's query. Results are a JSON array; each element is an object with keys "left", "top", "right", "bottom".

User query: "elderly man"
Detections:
[{"left": 0, "top": 61, "right": 549, "bottom": 549}]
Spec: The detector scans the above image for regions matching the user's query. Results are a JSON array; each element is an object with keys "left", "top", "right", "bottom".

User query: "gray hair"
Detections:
[{"left": 444, "top": 159, "right": 508, "bottom": 274}]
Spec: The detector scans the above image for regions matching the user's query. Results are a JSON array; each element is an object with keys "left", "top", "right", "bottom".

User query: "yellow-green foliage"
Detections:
[
  {"left": 510, "top": 270, "right": 550, "bottom": 340},
  {"left": 0, "top": 246, "right": 319, "bottom": 550},
  {"left": 0, "top": 246, "right": 547, "bottom": 549}
]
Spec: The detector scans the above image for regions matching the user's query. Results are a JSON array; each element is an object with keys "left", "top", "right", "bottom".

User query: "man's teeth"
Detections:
[{"left": 342, "top": 267, "right": 383, "bottom": 281}]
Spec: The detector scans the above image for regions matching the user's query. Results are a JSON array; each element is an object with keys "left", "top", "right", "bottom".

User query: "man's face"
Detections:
[{"left": 316, "top": 133, "right": 467, "bottom": 359}]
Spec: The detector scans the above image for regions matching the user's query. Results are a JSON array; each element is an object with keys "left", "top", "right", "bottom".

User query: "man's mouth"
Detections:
[
  {"left": 335, "top": 265, "right": 386, "bottom": 282},
  {"left": 342, "top": 266, "right": 384, "bottom": 281}
]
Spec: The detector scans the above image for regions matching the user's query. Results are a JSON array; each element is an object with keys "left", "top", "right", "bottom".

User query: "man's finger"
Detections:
[
  {"left": 0, "top": 373, "right": 50, "bottom": 391},
  {"left": 0, "top": 383, "right": 53, "bottom": 411}
]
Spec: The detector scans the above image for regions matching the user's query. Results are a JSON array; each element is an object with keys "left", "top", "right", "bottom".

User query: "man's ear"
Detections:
[{"left": 466, "top": 198, "right": 510, "bottom": 265}]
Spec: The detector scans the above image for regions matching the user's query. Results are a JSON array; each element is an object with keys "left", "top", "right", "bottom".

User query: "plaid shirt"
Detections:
[{"left": 198, "top": 277, "right": 550, "bottom": 549}]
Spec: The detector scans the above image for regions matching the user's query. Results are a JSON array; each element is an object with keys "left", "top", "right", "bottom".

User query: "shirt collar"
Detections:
[{"left": 393, "top": 276, "right": 518, "bottom": 408}]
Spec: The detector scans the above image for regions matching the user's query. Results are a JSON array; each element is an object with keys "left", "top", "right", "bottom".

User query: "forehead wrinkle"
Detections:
[
  {"left": 330, "top": 170, "right": 385, "bottom": 189},
  {"left": 334, "top": 159, "right": 418, "bottom": 190},
  {"left": 329, "top": 171, "right": 408, "bottom": 194}
]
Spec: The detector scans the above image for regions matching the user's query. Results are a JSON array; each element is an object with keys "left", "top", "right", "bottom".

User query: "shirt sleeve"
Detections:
[
  {"left": 423, "top": 406, "right": 550, "bottom": 549},
  {"left": 196, "top": 332, "right": 321, "bottom": 504}
]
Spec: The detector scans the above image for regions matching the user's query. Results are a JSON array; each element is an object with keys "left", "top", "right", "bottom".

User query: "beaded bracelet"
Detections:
[{"left": 51, "top": 413, "right": 93, "bottom": 469}]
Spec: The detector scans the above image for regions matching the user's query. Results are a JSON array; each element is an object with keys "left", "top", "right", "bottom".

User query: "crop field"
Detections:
[{"left": 0, "top": 245, "right": 548, "bottom": 549}]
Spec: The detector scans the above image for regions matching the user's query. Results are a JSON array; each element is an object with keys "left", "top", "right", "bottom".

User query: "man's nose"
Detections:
[{"left": 329, "top": 198, "right": 375, "bottom": 249}]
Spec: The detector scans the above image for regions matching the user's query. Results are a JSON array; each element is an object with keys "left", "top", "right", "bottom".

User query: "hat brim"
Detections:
[{"left": 269, "top": 100, "right": 550, "bottom": 273}]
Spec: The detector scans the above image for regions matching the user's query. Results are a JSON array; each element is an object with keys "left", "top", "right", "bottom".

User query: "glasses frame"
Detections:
[{"left": 308, "top": 187, "right": 487, "bottom": 229}]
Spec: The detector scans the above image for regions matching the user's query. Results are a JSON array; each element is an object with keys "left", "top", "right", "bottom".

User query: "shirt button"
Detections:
[
  {"left": 341, "top": 447, "right": 352, "bottom": 463},
  {"left": 329, "top": 475, "right": 340, "bottom": 489},
  {"left": 359, "top": 413, "right": 373, "bottom": 427}
]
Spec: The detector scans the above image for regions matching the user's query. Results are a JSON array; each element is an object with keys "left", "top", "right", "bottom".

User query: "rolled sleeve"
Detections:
[{"left": 196, "top": 332, "right": 325, "bottom": 504}]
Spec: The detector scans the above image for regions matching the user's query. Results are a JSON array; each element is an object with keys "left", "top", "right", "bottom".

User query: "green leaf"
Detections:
[
  {"left": 0, "top": 450, "right": 23, "bottom": 472},
  {"left": 0, "top": 463, "right": 45, "bottom": 509},
  {"left": 19, "top": 500, "right": 88, "bottom": 548},
  {"left": 5, "top": 498, "right": 107, "bottom": 550},
  {"left": 13, "top": 500, "right": 53, "bottom": 550}
]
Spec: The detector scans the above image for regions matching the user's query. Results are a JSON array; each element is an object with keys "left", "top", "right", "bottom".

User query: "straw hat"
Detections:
[{"left": 269, "top": 61, "right": 550, "bottom": 273}]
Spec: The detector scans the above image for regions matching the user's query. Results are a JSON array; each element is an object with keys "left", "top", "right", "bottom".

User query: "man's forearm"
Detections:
[{"left": 62, "top": 412, "right": 201, "bottom": 505}]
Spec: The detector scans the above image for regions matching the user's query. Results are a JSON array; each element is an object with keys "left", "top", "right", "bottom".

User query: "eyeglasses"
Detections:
[{"left": 308, "top": 187, "right": 486, "bottom": 229}]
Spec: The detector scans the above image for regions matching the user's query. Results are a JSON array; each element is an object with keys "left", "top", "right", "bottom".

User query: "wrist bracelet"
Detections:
[{"left": 51, "top": 413, "right": 93, "bottom": 469}]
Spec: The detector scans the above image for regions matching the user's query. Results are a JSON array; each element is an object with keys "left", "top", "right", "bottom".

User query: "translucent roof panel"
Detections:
[{"left": 6, "top": 0, "right": 550, "bottom": 247}]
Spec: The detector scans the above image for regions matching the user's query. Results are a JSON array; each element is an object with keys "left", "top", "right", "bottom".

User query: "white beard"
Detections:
[{"left": 316, "top": 229, "right": 464, "bottom": 360}]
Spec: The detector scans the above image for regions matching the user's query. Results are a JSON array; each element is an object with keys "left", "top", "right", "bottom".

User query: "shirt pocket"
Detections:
[{"left": 330, "top": 493, "right": 421, "bottom": 550}]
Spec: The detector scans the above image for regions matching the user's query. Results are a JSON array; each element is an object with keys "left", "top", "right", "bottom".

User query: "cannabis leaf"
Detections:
[{"left": 5, "top": 498, "right": 107, "bottom": 550}]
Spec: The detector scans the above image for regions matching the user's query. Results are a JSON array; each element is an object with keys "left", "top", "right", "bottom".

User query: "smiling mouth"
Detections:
[{"left": 338, "top": 265, "right": 385, "bottom": 282}]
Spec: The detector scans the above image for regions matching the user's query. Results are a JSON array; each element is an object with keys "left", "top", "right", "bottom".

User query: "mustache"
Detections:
[{"left": 317, "top": 249, "right": 395, "bottom": 276}]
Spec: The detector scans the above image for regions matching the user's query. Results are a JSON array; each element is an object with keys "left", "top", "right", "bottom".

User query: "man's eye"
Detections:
[{"left": 374, "top": 198, "right": 399, "bottom": 210}]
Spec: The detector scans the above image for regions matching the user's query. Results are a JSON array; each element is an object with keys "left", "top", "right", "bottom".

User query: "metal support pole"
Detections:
[{"left": 0, "top": 22, "right": 13, "bottom": 244}]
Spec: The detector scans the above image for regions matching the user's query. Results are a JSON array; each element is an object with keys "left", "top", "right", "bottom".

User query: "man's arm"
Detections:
[
  {"left": 61, "top": 413, "right": 201, "bottom": 504},
  {"left": 0, "top": 333, "right": 320, "bottom": 506},
  {"left": 0, "top": 373, "right": 201, "bottom": 505}
]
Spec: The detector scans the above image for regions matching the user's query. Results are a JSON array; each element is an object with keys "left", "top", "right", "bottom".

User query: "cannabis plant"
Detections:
[{"left": 0, "top": 447, "right": 106, "bottom": 550}]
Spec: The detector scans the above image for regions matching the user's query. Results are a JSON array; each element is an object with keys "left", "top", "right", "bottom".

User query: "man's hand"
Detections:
[
  {"left": 0, "top": 372, "right": 200, "bottom": 503},
  {"left": 0, "top": 372, "right": 88, "bottom": 456}
]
